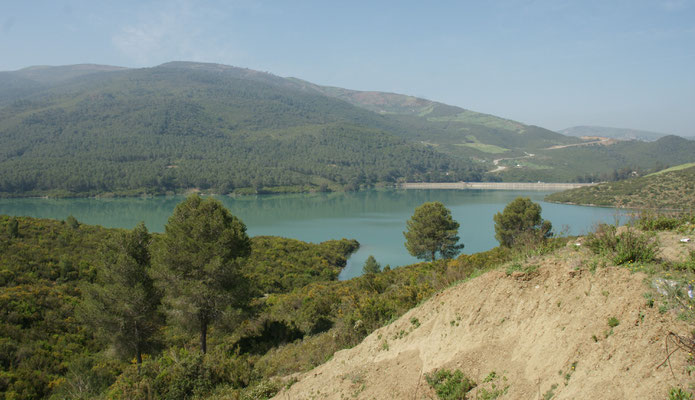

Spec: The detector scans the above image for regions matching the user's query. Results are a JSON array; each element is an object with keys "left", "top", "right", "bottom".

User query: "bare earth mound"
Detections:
[{"left": 274, "top": 245, "right": 692, "bottom": 399}]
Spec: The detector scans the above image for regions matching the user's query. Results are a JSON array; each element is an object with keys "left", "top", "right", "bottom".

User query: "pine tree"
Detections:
[
  {"left": 493, "top": 197, "right": 552, "bottom": 247},
  {"left": 403, "top": 201, "right": 464, "bottom": 261},
  {"left": 362, "top": 255, "right": 381, "bottom": 275},
  {"left": 80, "top": 222, "right": 163, "bottom": 371},
  {"left": 155, "top": 195, "right": 251, "bottom": 354},
  {"left": 7, "top": 217, "right": 19, "bottom": 239}
]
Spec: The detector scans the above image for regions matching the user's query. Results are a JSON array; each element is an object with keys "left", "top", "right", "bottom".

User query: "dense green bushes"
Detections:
[
  {"left": 0, "top": 214, "right": 361, "bottom": 399},
  {"left": 546, "top": 164, "right": 695, "bottom": 210},
  {"left": 425, "top": 369, "right": 477, "bottom": 400},
  {"left": 2, "top": 196, "right": 554, "bottom": 399},
  {"left": 246, "top": 236, "right": 359, "bottom": 294},
  {"left": 585, "top": 224, "right": 659, "bottom": 265}
]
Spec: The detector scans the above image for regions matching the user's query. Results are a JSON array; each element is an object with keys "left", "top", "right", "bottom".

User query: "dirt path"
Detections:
[
  {"left": 545, "top": 137, "right": 614, "bottom": 150},
  {"left": 489, "top": 152, "right": 535, "bottom": 173}
]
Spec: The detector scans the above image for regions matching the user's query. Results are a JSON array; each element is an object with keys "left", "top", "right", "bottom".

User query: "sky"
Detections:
[{"left": 1, "top": 0, "right": 694, "bottom": 135}]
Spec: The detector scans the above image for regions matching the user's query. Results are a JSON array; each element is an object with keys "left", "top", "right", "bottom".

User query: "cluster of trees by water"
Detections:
[{"left": 0, "top": 195, "right": 554, "bottom": 399}]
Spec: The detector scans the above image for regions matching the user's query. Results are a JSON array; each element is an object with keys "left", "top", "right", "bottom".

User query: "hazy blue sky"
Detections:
[{"left": 2, "top": 0, "right": 694, "bottom": 135}]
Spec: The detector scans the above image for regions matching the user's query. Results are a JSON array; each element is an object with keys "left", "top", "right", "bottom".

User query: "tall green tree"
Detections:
[
  {"left": 155, "top": 195, "right": 251, "bottom": 354},
  {"left": 79, "top": 222, "right": 163, "bottom": 371},
  {"left": 403, "top": 201, "right": 464, "bottom": 261},
  {"left": 7, "top": 217, "right": 19, "bottom": 239},
  {"left": 362, "top": 255, "right": 381, "bottom": 275},
  {"left": 493, "top": 197, "right": 552, "bottom": 247}
]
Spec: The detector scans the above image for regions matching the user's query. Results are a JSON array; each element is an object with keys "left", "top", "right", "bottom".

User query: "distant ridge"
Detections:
[
  {"left": 2, "top": 60, "right": 695, "bottom": 196},
  {"left": 14, "top": 64, "right": 128, "bottom": 84},
  {"left": 559, "top": 125, "right": 672, "bottom": 142}
]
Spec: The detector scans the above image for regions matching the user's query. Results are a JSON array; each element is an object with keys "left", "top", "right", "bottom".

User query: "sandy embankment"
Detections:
[{"left": 275, "top": 236, "right": 693, "bottom": 399}]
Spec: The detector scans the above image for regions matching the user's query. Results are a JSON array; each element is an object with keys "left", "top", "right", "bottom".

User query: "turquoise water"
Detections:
[{"left": 0, "top": 189, "right": 627, "bottom": 279}]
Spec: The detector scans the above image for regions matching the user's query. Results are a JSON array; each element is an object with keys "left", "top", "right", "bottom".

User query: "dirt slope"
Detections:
[{"left": 274, "top": 245, "right": 692, "bottom": 399}]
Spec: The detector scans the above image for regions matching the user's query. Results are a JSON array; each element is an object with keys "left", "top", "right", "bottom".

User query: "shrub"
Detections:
[
  {"left": 585, "top": 224, "right": 658, "bottom": 265},
  {"left": 669, "top": 387, "right": 694, "bottom": 400},
  {"left": 585, "top": 224, "right": 618, "bottom": 255},
  {"left": 108, "top": 347, "right": 252, "bottom": 400},
  {"left": 612, "top": 229, "right": 659, "bottom": 265},
  {"left": 425, "top": 369, "right": 476, "bottom": 400},
  {"left": 607, "top": 317, "right": 619, "bottom": 328},
  {"left": 637, "top": 214, "right": 680, "bottom": 231},
  {"left": 493, "top": 197, "right": 552, "bottom": 248}
]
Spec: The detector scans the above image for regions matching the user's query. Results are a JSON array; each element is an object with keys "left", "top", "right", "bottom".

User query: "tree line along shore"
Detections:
[{"left": 400, "top": 182, "right": 595, "bottom": 190}]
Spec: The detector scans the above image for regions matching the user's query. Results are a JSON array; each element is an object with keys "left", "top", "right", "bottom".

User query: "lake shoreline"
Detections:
[{"left": 400, "top": 182, "right": 596, "bottom": 190}]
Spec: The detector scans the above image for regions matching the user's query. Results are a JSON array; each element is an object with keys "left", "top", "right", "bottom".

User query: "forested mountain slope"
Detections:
[
  {"left": 2, "top": 61, "right": 692, "bottom": 195},
  {"left": 497, "top": 135, "right": 695, "bottom": 183},
  {"left": 289, "top": 77, "right": 582, "bottom": 157},
  {"left": 546, "top": 162, "right": 695, "bottom": 209},
  {"left": 290, "top": 76, "right": 695, "bottom": 181},
  {"left": 560, "top": 125, "right": 673, "bottom": 142},
  {"left": 0, "top": 63, "right": 482, "bottom": 197}
]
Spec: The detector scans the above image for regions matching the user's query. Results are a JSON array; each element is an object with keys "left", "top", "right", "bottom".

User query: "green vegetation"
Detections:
[
  {"left": 4, "top": 62, "right": 693, "bottom": 196},
  {"left": 607, "top": 317, "right": 620, "bottom": 328},
  {"left": 362, "top": 255, "right": 381, "bottom": 275},
  {"left": 647, "top": 162, "right": 695, "bottom": 176},
  {"left": 4, "top": 198, "right": 692, "bottom": 399},
  {"left": 493, "top": 197, "right": 552, "bottom": 248},
  {"left": 584, "top": 224, "right": 659, "bottom": 265},
  {"left": 0, "top": 63, "right": 485, "bottom": 198},
  {"left": 498, "top": 136, "right": 695, "bottom": 183},
  {"left": 246, "top": 236, "right": 359, "bottom": 294},
  {"left": 669, "top": 387, "right": 694, "bottom": 400},
  {"left": 476, "top": 371, "right": 509, "bottom": 400},
  {"left": 425, "top": 369, "right": 477, "bottom": 400},
  {"left": 0, "top": 211, "right": 357, "bottom": 399},
  {"left": 546, "top": 164, "right": 695, "bottom": 209},
  {"left": 0, "top": 197, "right": 516, "bottom": 399},
  {"left": 543, "top": 383, "right": 558, "bottom": 400},
  {"left": 79, "top": 222, "right": 164, "bottom": 369},
  {"left": 560, "top": 125, "right": 670, "bottom": 142},
  {"left": 404, "top": 201, "right": 464, "bottom": 261},
  {"left": 456, "top": 142, "right": 510, "bottom": 154},
  {"left": 154, "top": 195, "right": 252, "bottom": 354}
]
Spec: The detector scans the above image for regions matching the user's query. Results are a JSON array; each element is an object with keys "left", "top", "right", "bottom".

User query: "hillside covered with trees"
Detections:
[
  {"left": 0, "top": 63, "right": 486, "bottom": 198},
  {"left": 0, "top": 205, "right": 359, "bottom": 399},
  {"left": 546, "top": 163, "right": 695, "bottom": 210},
  {"left": 2, "top": 62, "right": 693, "bottom": 197}
]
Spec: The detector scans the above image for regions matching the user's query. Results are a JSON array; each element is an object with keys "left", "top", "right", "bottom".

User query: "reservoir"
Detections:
[{"left": 0, "top": 189, "right": 627, "bottom": 279}]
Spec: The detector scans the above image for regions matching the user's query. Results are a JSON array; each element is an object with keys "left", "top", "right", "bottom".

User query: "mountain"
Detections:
[
  {"left": 290, "top": 80, "right": 695, "bottom": 181},
  {"left": 545, "top": 162, "right": 695, "bottom": 209},
  {"left": 492, "top": 134, "right": 695, "bottom": 183},
  {"left": 0, "top": 62, "right": 485, "bottom": 197},
  {"left": 11, "top": 64, "right": 127, "bottom": 84},
  {"left": 2, "top": 61, "right": 693, "bottom": 196},
  {"left": 290, "top": 78, "right": 583, "bottom": 157},
  {"left": 0, "top": 64, "right": 127, "bottom": 104},
  {"left": 559, "top": 125, "right": 673, "bottom": 142}
]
